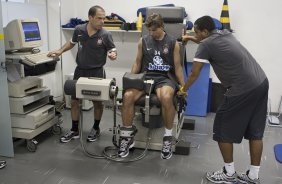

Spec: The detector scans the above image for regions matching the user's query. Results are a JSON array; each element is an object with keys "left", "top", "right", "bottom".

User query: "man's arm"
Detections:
[
  {"left": 182, "top": 61, "right": 204, "bottom": 91},
  {"left": 131, "top": 38, "right": 143, "bottom": 74},
  {"left": 182, "top": 35, "right": 200, "bottom": 44},
  {"left": 47, "top": 41, "right": 75, "bottom": 57},
  {"left": 173, "top": 42, "right": 185, "bottom": 87},
  {"left": 106, "top": 33, "right": 117, "bottom": 60}
]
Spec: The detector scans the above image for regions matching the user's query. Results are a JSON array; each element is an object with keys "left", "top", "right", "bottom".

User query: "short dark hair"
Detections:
[
  {"left": 194, "top": 15, "right": 215, "bottom": 32},
  {"left": 145, "top": 13, "right": 164, "bottom": 29},
  {"left": 88, "top": 5, "right": 105, "bottom": 17}
]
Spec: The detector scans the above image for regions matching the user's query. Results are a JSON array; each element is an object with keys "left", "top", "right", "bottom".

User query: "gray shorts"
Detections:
[{"left": 213, "top": 79, "right": 269, "bottom": 143}]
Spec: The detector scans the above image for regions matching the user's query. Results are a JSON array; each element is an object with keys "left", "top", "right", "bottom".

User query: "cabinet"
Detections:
[{"left": 5, "top": 57, "right": 62, "bottom": 152}]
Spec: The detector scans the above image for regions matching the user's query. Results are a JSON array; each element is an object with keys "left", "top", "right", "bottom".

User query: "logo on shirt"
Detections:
[
  {"left": 148, "top": 55, "right": 170, "bottom": 71},
  {"left": 97, "top": 38, "right": 103, "bottom": 45},
  {"left": 163, "top": 44, "right": 169, "bottom": 54}
]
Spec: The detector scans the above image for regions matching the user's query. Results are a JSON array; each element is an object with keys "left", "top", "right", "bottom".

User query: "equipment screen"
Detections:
[{"left": 21, "top": 22, "right": 41, "bottom": 42}]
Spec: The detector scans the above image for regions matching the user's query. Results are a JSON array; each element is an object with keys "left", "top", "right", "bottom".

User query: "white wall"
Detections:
[
  {"left": 56, "top": 0, "right": 282, "bottom": 111},
  {"left": 1, "top": 0, "right": 65, "bottom": 100},
  {"left": 46, "top": 0, "right": 64, "bottom": 100}
]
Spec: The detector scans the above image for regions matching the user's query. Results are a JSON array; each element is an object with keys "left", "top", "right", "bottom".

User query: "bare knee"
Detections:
[
  {"left": 93, "top": 101, "right": 103, "bottom": 109},
  {"left": 160, "top": 93, "right": 174, "bottom": 108},
  {"left": 71, "top": 99, "right": 79, "bottom": 109},
  {"left": 123, "top": 90, "right": 139, "bottom": 106}
]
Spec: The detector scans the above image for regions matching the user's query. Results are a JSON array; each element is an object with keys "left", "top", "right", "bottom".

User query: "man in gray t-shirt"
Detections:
[
  {"left": 48, "top": 5, "right": 117, "bottom": 144},
  {"left": 181, "top": 16, "right": 268, "bottom": 184}
]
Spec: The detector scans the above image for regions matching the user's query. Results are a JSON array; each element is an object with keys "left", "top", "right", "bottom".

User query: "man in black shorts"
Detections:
[
  {"left": 117, "top": 13, "right": 185, "bottom": 159},
  {"left": 181, "top": 16, "right": 268, "bottom": 183},
  {"left": 48, "top": 5, "right": 117, "bottom": 143}
]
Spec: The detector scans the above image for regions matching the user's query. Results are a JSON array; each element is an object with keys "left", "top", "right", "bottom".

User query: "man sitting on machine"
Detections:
[{"left": 118, "top": 13, "right": 185, "bottom": 159}]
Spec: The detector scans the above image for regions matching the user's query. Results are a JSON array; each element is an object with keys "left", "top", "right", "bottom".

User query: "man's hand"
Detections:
[
  {"left": 108, "top": 48, "right": 117, "bottom": 60},
  {"left": 177, "top": 86, "right": 188, "bottom": 97},
  {"left": 47, "top": 50, "right": 62, "bottom": 57}
]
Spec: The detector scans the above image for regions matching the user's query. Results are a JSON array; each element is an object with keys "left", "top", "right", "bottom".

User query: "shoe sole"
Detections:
[
  {"left": 60, "top": 135, "right": 80, "bottom": 143},
  {"left": 119, "top": 141, "right": 135, "bottom": 158},
  {"left": 86, "top": 134, "right": 100, "bottom": 142},
  {"left": 237, "top": 179, "right": 253, "bottom": 184},
  {"left": 0, "top": 163, "right": 6, "bottom": 169},
  {"left": 161, "top": 152, "right": 172, "bottom": 160},
  {"left": 205, "top": 175, "right": 236, "bottom": 184}
]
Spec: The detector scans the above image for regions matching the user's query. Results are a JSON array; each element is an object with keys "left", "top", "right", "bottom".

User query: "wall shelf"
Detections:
[
  {"left": 62, "top": 27, "right": 141, "bottom": 42},
  {"left": 62, "top": 27, "right": 141, "bottom": 33}
]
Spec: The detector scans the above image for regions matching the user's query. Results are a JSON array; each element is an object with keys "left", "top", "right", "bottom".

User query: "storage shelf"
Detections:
[{"left": 62, "top": 27, "right": 141, "bottom": 33}]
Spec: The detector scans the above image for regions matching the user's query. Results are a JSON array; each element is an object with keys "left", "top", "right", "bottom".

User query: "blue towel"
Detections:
[{"left": 274, "top": 144, "right": 282, "bottom": 163}]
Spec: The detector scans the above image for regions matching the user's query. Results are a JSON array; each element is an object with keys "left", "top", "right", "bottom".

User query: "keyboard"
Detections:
[{"left": 24, "top": 52, "right": 59, "bottom": 65}]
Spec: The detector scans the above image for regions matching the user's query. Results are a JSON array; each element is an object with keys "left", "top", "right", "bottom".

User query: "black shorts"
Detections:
[
  {"left": 145, "top": 74, "right": 177, "bottom": 91},
  {"left": 213, "top": 79, "right": 269, "bottom": 143},
  {"left": 72, "top": 67, "right": 105, "bottom": 99}
]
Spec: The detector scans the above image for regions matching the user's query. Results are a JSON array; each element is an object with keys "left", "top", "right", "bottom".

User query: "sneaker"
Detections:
[
  {"left": 206, "top": 167, "right": 237, "bottom": 183},
  {"left": 161, "top": 136, "right": 173, "bottom": 159},
  {"left": 118, "top": 137, "right": 135, "bottom": 158},
  {"left": 87, "top": 128, "right": 100, "bottom": 142},
  {"left": 60, "top": 131, "right": 79, "bottom": 143},
  {"left": 0, "top": 160, "right": 6, "bottom": 169},
  {"left": 237, "top": 170, "right": 260, "bottom": 184}
]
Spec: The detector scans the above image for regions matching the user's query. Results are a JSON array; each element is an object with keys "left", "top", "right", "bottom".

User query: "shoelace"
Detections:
[
  {"left": 210, "top": 169, "right": 226, "bottom": 180},
  {"left": 64, "top": 131, "right": 75, "bottom": 138},
  {"left": 88, "top": 128, "right": 96, "bottom": 137},
  {"left": 239, "top": 173, "right": 258, "bottom": 183},
  {"left": 120, "top": 138, "right": 130, "bottom": 151},
  {"left": 162, "top": 141, "right": 172, "bottom": 152}
]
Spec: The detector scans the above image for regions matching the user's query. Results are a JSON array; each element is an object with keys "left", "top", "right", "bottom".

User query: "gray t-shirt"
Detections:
[
  {"left": 71, "top": 23, "right": 115, "bottom": 69},
  {"left": 194, "top": 29, "right": 267, "bottom": 96}
]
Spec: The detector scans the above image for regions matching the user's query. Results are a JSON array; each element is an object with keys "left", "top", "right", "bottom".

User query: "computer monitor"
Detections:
[{"left": 4, "top": 18, "right": 43, "bottom": 52}]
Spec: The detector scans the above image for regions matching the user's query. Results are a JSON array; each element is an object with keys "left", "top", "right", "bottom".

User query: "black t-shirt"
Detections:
[
  {"left": 71, "top": 23, "right": 115, "bottom": 69},
  {"left": 141, "top": 33, "right": 176, "bottom": 77}
]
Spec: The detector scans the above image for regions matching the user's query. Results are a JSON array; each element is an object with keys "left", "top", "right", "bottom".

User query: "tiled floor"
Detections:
[{"left": 0, "top": 109, "right": 281, "bottom": 184}]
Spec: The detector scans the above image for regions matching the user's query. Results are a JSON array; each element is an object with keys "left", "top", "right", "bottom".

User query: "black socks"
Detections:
[
  {"left": 93, "top": 119, "right": 101, "bottom": 130},
  {"left": 71, "top": 120, "right": 79, "bottom": 132}
]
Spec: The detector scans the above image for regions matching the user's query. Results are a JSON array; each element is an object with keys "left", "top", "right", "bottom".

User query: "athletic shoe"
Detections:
[
  {"left": 87, "top": 128, "right": 100, "bottom": 142},
  {"left": 118, "top": 137, "right": 135, "bottom": 158},
  {"left": 206, "top": 167, "right": 237, "bottom": 183},
  {"left": 161, "top": 136, "right": 173, "bottom": 159},
  {"left": 60, "top": 131, "right": 79, "bottom": 143},
  {"left": 0, "top": 160, "right": 6, "bottom": 169},
  {"left": 237, "top": 170, "right": 260, "bottom": 184}
]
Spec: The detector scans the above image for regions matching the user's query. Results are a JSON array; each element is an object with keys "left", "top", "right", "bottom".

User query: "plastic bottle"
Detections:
[{"left": 136, "top": 12, "right": 143, "bottom": 31}]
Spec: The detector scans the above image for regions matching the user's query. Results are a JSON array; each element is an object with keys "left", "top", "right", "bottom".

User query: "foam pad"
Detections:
[
  {"left": 64, "top": 80, "right": 77, "bottom": 96},
  {"left": 274, "top": 144, "right": 282, "bottom": 163},
  {"left": 146, "top": 6, "right": 185, "bottom": 23},
  {"left": 122, "top": 72, "right": 145, "bottom": 90}
]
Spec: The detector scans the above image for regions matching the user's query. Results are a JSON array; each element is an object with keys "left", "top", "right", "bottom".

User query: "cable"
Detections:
[
  {"left": 103, "top": 95, "right": 151, "bottom": 162},
  {"left": 75, "top": 82, "right": 152, "bottom": 162},
  {"left": 78, "top": 100, "right": 104, "bottom": 159},
  {"left": 103, "top": 128, "right": 152, "bottom": 163}
]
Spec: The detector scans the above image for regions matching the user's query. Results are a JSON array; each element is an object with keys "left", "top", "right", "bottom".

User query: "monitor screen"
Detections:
[{"left": 21, "top": 22, "right": 41, "bottom": 42}]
